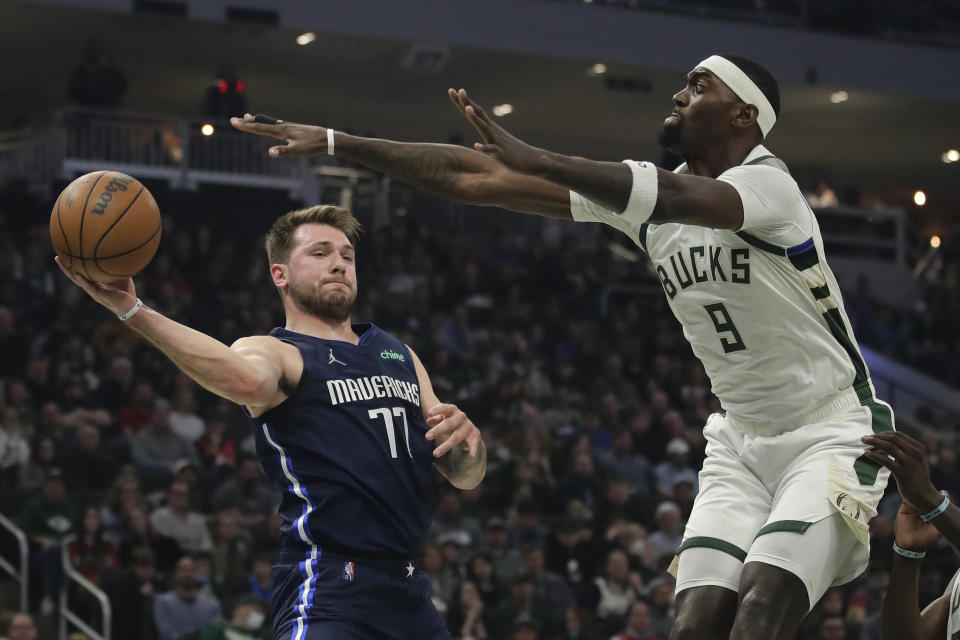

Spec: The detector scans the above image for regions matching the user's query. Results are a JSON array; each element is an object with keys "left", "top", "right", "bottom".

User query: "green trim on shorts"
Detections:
[
  {"left": 677, "top": 536, "right": 747, "bottom": 563},
  {"left": 754, "top": 520, "right": 813, "bottom": 538},
  {"left": 855, "top": 398, "right": 895, "bottom": 486}
]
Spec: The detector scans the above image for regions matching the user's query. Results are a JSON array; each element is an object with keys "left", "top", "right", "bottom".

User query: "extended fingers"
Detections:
[
  {"left": 229, "top": 115, "right": 289, "bottom": 140},
  {"left": 54, "top": 257, "right": 96, "bottom": 293},
  {"left": 433, "top": 422, "right": 474, "bottom": 458}
]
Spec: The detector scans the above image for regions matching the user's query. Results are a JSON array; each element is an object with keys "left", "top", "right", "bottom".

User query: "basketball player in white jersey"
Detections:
[
  {"left": 233, "top": 53, "right": 891, "bottom": 639},
  {"left": 863, "top": 430, "right": 960, "bottom": 639}
]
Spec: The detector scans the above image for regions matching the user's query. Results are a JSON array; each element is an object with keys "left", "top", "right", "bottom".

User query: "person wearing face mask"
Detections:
[
  {"left": 153, "top": 555, "right": 222, "bottom": 640},
  {"left": 200, "top": 596, "right": 270, "bottom": 640}
]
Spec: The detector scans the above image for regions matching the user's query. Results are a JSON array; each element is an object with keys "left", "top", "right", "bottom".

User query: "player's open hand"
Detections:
[
  {"left": 54, "top": 256, "right": 137, "bottom": 317},
  {"left": 425, "top": 403, "right": 481, "bottom": 459},
  {"left": 862, "top": 432, "right": 943, "bottom": 513},
  {"left": 230, "top": 114, "right": 328, "bottom": 158},
  {"left": 448, "top": 88, "right": 549, "bottom": 176}
]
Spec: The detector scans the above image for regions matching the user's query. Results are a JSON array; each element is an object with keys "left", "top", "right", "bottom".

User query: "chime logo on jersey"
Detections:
[{"left": 343, "top": 561, "right": 355, "bottom": 582}]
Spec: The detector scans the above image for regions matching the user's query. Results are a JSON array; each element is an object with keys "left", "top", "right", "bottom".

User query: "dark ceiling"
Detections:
[{"left": 2, "top": 1, "right": 959, "bottom": 199}]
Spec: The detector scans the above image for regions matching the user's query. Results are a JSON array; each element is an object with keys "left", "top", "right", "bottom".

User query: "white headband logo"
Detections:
[{"left": 697, "top": 55, "right": 776, "bottom": 138}]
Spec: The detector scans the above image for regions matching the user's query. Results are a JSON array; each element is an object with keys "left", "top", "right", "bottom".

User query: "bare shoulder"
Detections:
[{"left": 231, "top": 335, "right": 304, "bottom": 406}]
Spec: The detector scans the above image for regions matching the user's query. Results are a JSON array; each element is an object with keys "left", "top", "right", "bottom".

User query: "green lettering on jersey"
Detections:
[
  {"left": 709, "top": 247, "right": 727, "bottom": 281},
  {"left": 731, "top": 248, "right": 750, "bottom": 284},
  {"left": 656, "top": 265, "right": 677, "bottom": 299},
  {"left": 689, "top": 246, "right": 708, "bottom": 283},
  {"left": 670, "top": 253, "right": 694, "bottom": 289}
]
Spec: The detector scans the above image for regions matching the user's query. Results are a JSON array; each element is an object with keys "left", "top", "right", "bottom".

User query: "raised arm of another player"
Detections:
[
  {"left": 230, "top": 114, "right": 571, "bottom": 219},
  {"left": 55, "top": 258, "right": 296, "bottom": 415},
  {"left": 407, "top": 346, "right": 486, "bottom": 490},
  {"left": 448, "top": 88, "right": 746, "bottom": 229},
  {"left": 862, "top": 432, "right": 960, "bottom": 640}
]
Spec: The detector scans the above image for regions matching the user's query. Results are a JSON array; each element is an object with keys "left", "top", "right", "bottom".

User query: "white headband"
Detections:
[{"left": 697, "top": 55, "right": 776, "bottom": 138}]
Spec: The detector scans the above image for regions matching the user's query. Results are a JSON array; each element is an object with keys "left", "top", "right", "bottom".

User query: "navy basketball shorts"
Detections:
[{"left": 271, "top": 547, "right": 452, "bottom": 640}]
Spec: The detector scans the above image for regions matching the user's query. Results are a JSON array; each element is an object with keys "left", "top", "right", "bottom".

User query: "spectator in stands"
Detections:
[
  {"left": 582, "top": 548, "right": 641, "bottom": 636},
  {"left": 610, "top": 601, "right": 661, "bottom": 640},
  {"left": 0, "top": 407, "right": 29, "bottom": 491},
  {"left": 429, "top": 489, "right": 483, "bottom": 548},
  {"left": 466, "top": 552, "right": 504, "bottom": 609},
  {"left": 101, "top": 546, "right": 161, "bottom": 640},
  {"left": 63, "top": 423, "right": 116, "bottom": 499},
  {"left": 200, "top": 596, "right": 269, "bottom": 640},
  {"left": 119, "top": 507, "right": 182, "bottom": 575},
  {"left": 445, "top": 580, "right": 491, "bottom": 639},
  {"left": 117, "top": 381, "right": 156, "bottom": 435},
  {"left": 558, "top": 607, "right": 595, "bottom": 640},
  {"left": 644, "top": 502, "right": 683, "bottom": 562},
  {"left": 194, "top": 409, "right": 237, "bottom": 472},
  {"left": 490, "top": 573, "right": 555, "bottom": 639},
  {"left": 94, "top": 356, "right": 135, "bottom": 414},
  {"left": 153, "top": 555, "right": 221, "bottom": 640},
  {"left": 149, "top": 480, "right": 213, "bottom": 553},
  {"left": 595, "top": 478, "right": 647, "bottom": 533},
  {"left": 522, "top": 544, "right": 574, "bottom": 628},
  {"left": 554, "top": 446, "right": 605, "bottom": 517},
  {"left": 17, "top": 435, "right": 58, "bottom": 494},
  {"left": 68, "top": 506, "right": 119, "bottom": 584},
  {"left": 20, "top": 467, "right": 76, "bottom": 614},
  {"left": 653, "top": 438, "right": 698, "bottom": 498},
  {"left": 422, "top": 542, "right": 457, "bottom": 610},
  {"left": 100, "top": 472, "right": 145, "bottom": 543},
  {"left": 132, "top": 398, "right": 200, "bottom": 486},
  {"left": 598, "top": 430, "right": 657, "bottom": 504},
  {"left": 647, "top": 580, "right": 675, "bottom": 637},
  {"left": 3, "top": 613, "right": 36, "bottom": 640},
  {"left": 169, "top": 388, "right": 205, "bottom": 443},
  {"left": 210, "top": 508, "right": 253, "bottom": 589},
  {"left": 546, "top": 517, "right": 601, "bottom": 589},
  {"left": 220, "top": 552, "right": 273, "bottom": 615},
  {"left": 511, "top": 500, "right": 549, "bottom": 548},
  {"left": 209, "top": 453, "right": 275, "bottom": 527}
]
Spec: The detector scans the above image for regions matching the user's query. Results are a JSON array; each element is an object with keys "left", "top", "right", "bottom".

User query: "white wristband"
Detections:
[
  {"left": 118, "top": 298, "right": 143, "bottom": 322},
  {"left": 327, "top": 128, "right": 335, "bottom": 156},
  {"left": 620, "top": 160, "right": 658, "bottom": 225}
]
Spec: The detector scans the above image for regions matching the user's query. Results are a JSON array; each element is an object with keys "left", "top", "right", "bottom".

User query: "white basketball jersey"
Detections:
[
  {"left": 570, "top": 145, "right": 884, "bottom": 427},
  {"left": 948, "top": 569, "right": 960, "bottom": 640}
]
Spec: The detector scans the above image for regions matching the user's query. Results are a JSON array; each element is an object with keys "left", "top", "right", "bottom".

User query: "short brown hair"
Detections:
[{"left": 265, "top": 205, "right": 363, "bottom": 265}]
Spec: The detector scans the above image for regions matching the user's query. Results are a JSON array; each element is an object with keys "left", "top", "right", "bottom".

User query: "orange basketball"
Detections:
[{"left": 50, "top": 171, "right": 162, "bottom": 283}]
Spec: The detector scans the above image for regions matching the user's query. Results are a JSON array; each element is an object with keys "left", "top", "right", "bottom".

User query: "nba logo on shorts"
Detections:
[{"left": 342, "top": 561, "right": 355, "bottom": 582}]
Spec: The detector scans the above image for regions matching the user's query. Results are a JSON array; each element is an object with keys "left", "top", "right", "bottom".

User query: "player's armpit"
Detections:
[
  {"left": 230, "top": 336, "right": 301, "bottom": 414},
  {"left": 651, "top": 171, "right": 745, "bottom": 229}
]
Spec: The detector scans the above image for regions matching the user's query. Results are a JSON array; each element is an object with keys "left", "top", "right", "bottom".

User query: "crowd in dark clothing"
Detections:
[{"left": 0, "top": 180, "right": 957, "bottom": 640}]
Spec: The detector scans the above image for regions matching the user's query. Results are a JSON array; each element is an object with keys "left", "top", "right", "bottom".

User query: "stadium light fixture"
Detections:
[
  {"left": 829, "top": 91, "right": 848, "bottom": 104},
  {"left": 297, "top": 32, "right": 316, "bottom": 46},
  {"left": 931, "top": 235, "right": 942, "bottom": 249},
  {"left": 589, "top": 63, "right": 607, "bottom": 76},
  {"left": 201, "top": 124, "right": 215, "bottom": 136},
  {"left": 944, "top": 149, "right": 960, "bottom": 163},
  {"left": 492, "top": 104, "right": 514, "bottom": 117},
  {"left": 914, "top": 190, "right": 927, "bottom": 206}
]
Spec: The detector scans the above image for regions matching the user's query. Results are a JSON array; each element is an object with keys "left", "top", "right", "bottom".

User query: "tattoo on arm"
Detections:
[{"left": 399, "top": 148, "right": 462, "bottom": 191}]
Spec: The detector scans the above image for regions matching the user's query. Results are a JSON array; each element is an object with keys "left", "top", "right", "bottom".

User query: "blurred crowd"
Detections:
[{"left": 0, "top": 179, "right": 958, "bottom": 640}]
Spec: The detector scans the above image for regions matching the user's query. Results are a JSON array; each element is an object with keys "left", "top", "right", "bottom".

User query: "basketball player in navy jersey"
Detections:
[{"left": 54, "top": 204, "right": 486, "bottom": 639}]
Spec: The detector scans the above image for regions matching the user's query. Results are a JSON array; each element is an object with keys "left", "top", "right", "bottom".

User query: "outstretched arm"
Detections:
[
  {"left": 230, "top": 114, "right": 571, "bottom": 219},
  {"left": 407, "top": 346, "right": 486, "bottom": 490},
  {"left": 55, "top": 258, "right": 291, "bottom": 413},
  {"left": 449, "top": 88, "right": 745, "bottom": 229}
]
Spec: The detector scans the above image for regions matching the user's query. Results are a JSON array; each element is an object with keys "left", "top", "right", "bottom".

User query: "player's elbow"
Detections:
[
  {"left": 450, "top": 465, "right": 486, "bottom": 491},
  {"left": 227, "top": 369, "right": 276, "bottom": 408}
]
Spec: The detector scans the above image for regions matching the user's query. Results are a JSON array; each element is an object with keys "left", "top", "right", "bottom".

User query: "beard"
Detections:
[
  {"left": 657, "top": 120, "right": 683, "bottom": 150},
  {"left": 288, "top": 278, "right": 356, "bottom": 322}
]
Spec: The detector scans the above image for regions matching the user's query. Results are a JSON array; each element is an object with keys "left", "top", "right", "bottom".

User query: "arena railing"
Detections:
[
  {"left": 58, "top": 535, "right": 111, "bottom": 640},
  {"left": 0, "top": 513, "right": 29, "bottom": 613}
]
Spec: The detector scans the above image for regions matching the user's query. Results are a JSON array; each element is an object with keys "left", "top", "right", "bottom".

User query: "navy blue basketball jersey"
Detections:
[{"left": 248, "top": 324, "right": 437, "bottom": 558}]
